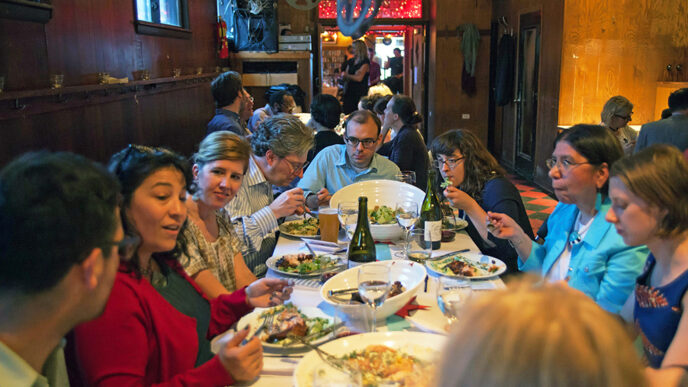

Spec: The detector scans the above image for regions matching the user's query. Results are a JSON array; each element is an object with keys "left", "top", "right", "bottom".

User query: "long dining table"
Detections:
[{"left": 242, "top": 229, "right": 506, "bottom": 386}]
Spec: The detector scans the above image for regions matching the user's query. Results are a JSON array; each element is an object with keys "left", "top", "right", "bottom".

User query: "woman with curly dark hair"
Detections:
[
  {"left": 431, "top": 129, "right": 533, "bottom": 273},
  {"left": 73, "top": 144, "right": 293, "bottom": 386}
]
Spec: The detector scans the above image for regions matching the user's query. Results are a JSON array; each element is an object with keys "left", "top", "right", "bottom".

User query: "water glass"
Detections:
[
  {"left": 395, "top": 170, "right": 416, "bottom": 185},
  {"left": 50, "top": 74, "right": 64, "bottom": 89},
  {"left": 332, "top": 304, "right": 372, "bottom": 336},
  {"left": 395, "top": 201, "right": 418, "bottom": 257},
  {"left": 357, "top": 264, "right": 391, "bottom": 333},
  {"left": 173, "top": 68, "right": 182, "bottom": 78},
  {"left": 337, "top": 202, "right": 358, "bottom": 240},
  {"left": 436, "top": 277, "right": 472, "bottom": 327},
  {"left": 406, "top": 229, "right": 431, "bottom": 262}
]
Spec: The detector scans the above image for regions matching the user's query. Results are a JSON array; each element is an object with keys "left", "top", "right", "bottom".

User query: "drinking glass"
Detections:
[
  {"left": 173, "top": 68, "right": 182, "bottom": 78},
  {"left": 395, "top": 201, "right": 418, "bottom": 257},
  {"left": 332, "top": 304, "right": 372, "bottom": 337},
  {"left": 50, "top": 74, "right": 64, "bottom": 89},
  {"left": 337, "top": 202, "right": 358, "bottom": 240},
  {"left": 395, "top": 170, "right": 416, "bottom": 185},
  {"left": 406, "top": 229, "right": 431, "bottom": 262},
  {"left": 312, "top": 363, "right": 361, "bottom": 387},
  {"left": 357, "top": 264, "right": 391, "bottom": 333},
  {"left": 436, "top": 277, "right": 472, "bottom": 328},
  {"left": 318, "top": 206, "right": 340, "bottom": 243}
]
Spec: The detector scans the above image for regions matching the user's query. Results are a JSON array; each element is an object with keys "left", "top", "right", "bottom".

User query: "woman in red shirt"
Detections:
[{"left": 73, "top": 144, "right": 293, "bottom": 386}]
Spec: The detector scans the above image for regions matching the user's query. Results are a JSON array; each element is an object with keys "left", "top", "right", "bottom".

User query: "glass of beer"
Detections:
[{"left": 318, "top": 206, "right": 339, "bottom": 243}]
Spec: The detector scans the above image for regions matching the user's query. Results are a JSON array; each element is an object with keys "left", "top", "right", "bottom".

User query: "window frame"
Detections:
[{"left": 133, "top": 0, "right": 192, "bottom": 39}]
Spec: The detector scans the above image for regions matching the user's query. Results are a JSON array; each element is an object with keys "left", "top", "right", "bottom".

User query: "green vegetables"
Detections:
[
  {"left": 440, "top": 177, "right": 453, "bottom": 189},
  {"left": 368, "top": 205, "right": 396, "bottom": 224},
  {"left": 280, "top": 217, "right": 319, "bottom": 236}
]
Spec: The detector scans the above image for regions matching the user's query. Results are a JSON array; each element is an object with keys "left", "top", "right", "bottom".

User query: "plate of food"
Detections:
[
  {"left": 426, "top": 251, "right": 506, "bottom": 279},
  {"left": 368, "top": 204, "right": 396, "bottom": 225},
  {"left": 293, "top": 331, "right": 444, "bottom": 387},
  {"left": 224, "top": 304, "right": 334, "bottom": 351},
  {"left": 266, "top": 253, "right": 345, "bottom": 277},
  {"left": 280, "top": 218, "right": 319, "bottom": 238},
  {"left": 442, "top": 216, "right": 468, "bottom": 231}
]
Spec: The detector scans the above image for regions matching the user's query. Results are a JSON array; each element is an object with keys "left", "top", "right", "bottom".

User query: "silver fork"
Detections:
[
  {"left": 289, "top": 335, "right": 359, "bottom": 376},
  {"left": 245, "top": 312, "right": 274, "bottom": 343}
]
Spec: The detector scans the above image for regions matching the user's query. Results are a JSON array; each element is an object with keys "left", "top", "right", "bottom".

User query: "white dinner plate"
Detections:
[
  {"left": 266, "top": 254, "right": 345, "bottom": 278},
  {"left": 425, "top": 251, "right": 507, "bottom": 279},
  {"left": 293, "top": 331, "right": 446, "bottom": 387},
  {"left": 279, "top": 219, "right": 320, "bottom": 239},
  {"left": 404, "top": 291, "right": 449, "bottom": 334},
  {"left": 211, "top": 306, "right": 334, "bottom": 353}
]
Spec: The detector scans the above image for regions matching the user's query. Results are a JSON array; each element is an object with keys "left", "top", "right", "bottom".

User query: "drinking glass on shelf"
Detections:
[
  {"left": 337, "top": 201, "right": 358, "bottom": 240},
  {"left": 436, "top": 277, "right": 472, "bottom": 328},
  {"left": 50, "top": 74, "right": 64, "bottom": 89},
  {"left": 406, "top": 229, "right": 431, "bottom": 262},
  {"left": 357, "top": 264, "right": 391, "bottom": 333},
  {"left": 395, "top": 201, "right": 419, "bottom": 257},
  {"left": 312, "top": 363, "right": 361, "bottom": 387},
  {"left": 173, "top": 68, "right": 182, "bottom": 78},
  {"left": 395, "top": 170, "right": 416, "bottom": 185}
]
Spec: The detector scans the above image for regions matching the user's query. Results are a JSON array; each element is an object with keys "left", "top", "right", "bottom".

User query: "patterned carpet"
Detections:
[{"left": 507, "top": 174, "right": 558, "bottom": 236}]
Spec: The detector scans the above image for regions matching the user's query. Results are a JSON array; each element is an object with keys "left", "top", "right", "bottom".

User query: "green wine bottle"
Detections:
[
  {"left": 347, "top": 196, "right": 376, "bottom": 268},
  {"left": 420, "top": 168, "right": 442, "bottom": 249}
]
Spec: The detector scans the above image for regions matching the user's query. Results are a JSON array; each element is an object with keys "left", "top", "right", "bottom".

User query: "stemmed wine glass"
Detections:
[
  {"left": 357, "top": 264, "right": 391, "bottom": 333},
  {"left": 395, "top": 201, "right": 419, "bottom": 257},
  {"left": 337, "top": 202, "right": 358, "bottom": 241},
  {"left": 436, "top": 277, "right": 472, "bottom": 329}
]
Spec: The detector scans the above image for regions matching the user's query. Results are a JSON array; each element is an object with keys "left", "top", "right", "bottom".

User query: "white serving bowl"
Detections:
[
  {"left": 330, "top": 179, "right": 425, "bottom": 241},
  {"left": 320, "top": 260, "right": 427, "bottom": 320}
]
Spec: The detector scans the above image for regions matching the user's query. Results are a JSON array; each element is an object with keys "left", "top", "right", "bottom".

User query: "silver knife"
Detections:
[{"left": 430, "top": 248, "right": 471, "bottom": 261}]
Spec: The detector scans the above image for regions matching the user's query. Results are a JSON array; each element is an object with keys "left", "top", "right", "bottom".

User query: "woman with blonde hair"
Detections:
[
  {"left": 437, "top": 278, "right": 646, "bottom": 387},
  {"left": 606, "top": 145, "right": 688, "bottom": 376},
  {"left": 340, "top": 40, "right": 370, "bottom": 114},
  {"left": 183, "top": 131, "right": 258, "bottom": 298},
  {"left": 601, "top": 95, "right": 637, "bottom": 155}
]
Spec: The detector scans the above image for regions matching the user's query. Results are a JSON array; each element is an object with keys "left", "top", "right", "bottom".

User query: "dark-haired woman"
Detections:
[
  {"left": 431, "top": 129, "right": 532, "bottom": 274},
  {"left": 73, "top": 145, "right": 293, "bottom": 386},
  {"left": 488, "top": 125, "right": 648, "bottom": 313},
  {"left": 379, "top": 95, "right": 429, "bottom": 190},
  {"left": 307, "top": 93, "right": 343, "bottom": 162}
]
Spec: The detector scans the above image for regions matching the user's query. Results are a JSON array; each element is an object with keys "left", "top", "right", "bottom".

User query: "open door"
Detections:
[{"left": 514, "top": 11, "right": 541, "bottom": 179}]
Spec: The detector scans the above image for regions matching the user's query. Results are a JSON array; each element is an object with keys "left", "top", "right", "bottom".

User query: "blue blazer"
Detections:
[{"left": 519, "top": 197, "right": 649, "bottom": 313}]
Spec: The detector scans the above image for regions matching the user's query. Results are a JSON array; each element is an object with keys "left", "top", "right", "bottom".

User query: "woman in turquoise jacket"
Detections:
[{"left": 488, "top": 124, "right": 648, "bottom": 313}]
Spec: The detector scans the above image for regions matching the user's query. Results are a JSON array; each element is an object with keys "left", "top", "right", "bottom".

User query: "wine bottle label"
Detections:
[{"left": 424, "top": 220, "right": 441, "bottom": 242}]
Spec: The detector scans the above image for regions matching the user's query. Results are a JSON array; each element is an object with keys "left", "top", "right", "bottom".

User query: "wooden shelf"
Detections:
[
  {"left": 0, "top": 73, "right": 218, "bottom": 102},
  {"left": 0, "top": 0, "right": 52, "bottom": 23},
  {"left": 230, "top": 51, "right": 311, "bottom": 60}
]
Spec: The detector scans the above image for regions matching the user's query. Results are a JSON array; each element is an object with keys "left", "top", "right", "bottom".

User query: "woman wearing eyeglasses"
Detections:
[
  {"left": 73, "top": 145, "right": 293, "bottom": 386},
  {"left": 182, "top": 131, "right": 259, "bottom": 299},
  {"left": 488, "top": 125, "right": 648, "bottom": 313},
  {"left": 601, "top": 95, "right": 637, "bottom": 156},
  {"left": 430, "top": 129, "right": 533, "bottom": 274}
]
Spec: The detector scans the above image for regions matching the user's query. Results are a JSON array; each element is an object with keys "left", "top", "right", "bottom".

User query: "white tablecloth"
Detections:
[{"left": 242, "top": 231, "right": 505, "bottom": 386}]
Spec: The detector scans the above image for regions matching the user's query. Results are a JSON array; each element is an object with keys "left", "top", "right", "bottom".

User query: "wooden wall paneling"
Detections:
[
  {"left": 0, "top": 18, "right": 47, "bottom": 90},
  {"left": 558, "top": 1, "right": 687, "bottom": 127},
  {"left": 427, "top": 0, "right": 492, "bottom": 145}
]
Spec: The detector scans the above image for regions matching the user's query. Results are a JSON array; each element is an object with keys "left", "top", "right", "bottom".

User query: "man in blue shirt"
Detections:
[
  {"left": 300, "top": 110, "right": 401, "bottom": 209},
  {"left": 207, "top": 71, "right": 254, "bottom": 136}
]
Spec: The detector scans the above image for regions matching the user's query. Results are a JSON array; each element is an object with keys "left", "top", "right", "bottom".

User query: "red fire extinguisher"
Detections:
[{"left": 217, "top": 16, "right": 229, "bottom": 59}]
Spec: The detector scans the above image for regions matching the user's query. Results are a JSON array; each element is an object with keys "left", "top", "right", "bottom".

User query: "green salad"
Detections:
[
  {"left": 280, "top": 217, "right": 319, "bottom": 236},
  {"left": 368, "top": 205, "right": 396, "bottom": 224},
  {"left": 275, "top": 253, "right": 340, "bottom": 274}
]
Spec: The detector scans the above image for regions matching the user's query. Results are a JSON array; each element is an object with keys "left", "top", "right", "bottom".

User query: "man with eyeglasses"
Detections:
[
  {"left": 226, "top": 114, "right": 315, "bottom": 276},
  {"left": 0, "top": 151, "right": 126, "bottom": 386},
  {"left": 248, "top": 90, "right": 296, "bottom": 132},
  {"left": 207, "top": 71, "right": 254, "bottom": 137},
  {"left": 299, "top": 110, "right": 401, "bottom": 210}
]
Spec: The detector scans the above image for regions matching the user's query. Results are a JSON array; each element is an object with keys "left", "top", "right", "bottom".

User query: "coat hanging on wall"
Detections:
[
  {"left": 494, "top": 34, "right": 515, "bottom": 106},
  {"left": 459, "top": 23, "right": 480, "bottom": 96}
]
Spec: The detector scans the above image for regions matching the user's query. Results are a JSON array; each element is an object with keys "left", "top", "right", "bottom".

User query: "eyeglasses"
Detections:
[
  {"left": 344, "top": 136, "right": 378, "bottom": 148},
  {"left": 545, "top": 157, "right": 592, "bottom": 172},
  {"left": 613, "top": 113, "right": 632, "bottom": 121},
  {"left": 103, "top": 235, "right": 140, "bottom": 261},
  {"left": 433, "top": 157, "right": 465, "bottom": 169},
  {"left": 280, "top": 157, "right": 309, "bottom": 176}
]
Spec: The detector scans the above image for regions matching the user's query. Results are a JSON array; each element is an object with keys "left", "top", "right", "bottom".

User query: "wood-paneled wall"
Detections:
[
  {"left": 0, "top": 0, "right": 220, "bottom": 167},
  {"left": 427, "top": 0, "right": 492, "bottom": 145},
  {"left": 493, "top": 0, "right": 564, "bottom": 191},
  {"left": 558, "top": 1, "right": 688, "bottom": 126}
]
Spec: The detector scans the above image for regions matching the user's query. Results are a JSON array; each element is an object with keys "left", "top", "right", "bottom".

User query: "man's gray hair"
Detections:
[{"left": 251, "top": 113, "right": 315, "bottom": 157}]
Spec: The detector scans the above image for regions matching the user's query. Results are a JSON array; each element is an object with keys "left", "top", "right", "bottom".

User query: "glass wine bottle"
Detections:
[
  {"left": 420, "top": 168, "right": 442, "bottom": 249},
  {"left": 347, "top": 196, "right": 376, "bottom": 268}
]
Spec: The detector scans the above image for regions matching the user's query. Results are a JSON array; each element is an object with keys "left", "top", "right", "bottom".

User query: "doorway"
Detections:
[{"left": 514, "top": 11, "right": 541, "bottom": 179}]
